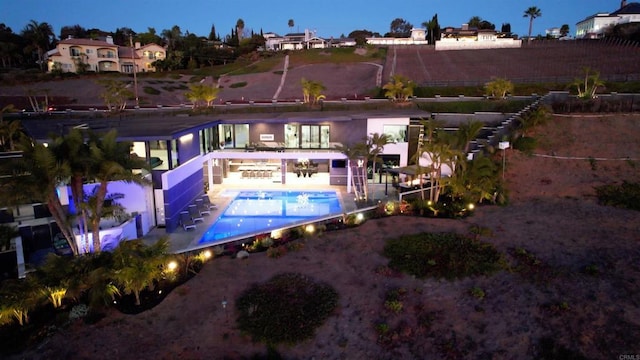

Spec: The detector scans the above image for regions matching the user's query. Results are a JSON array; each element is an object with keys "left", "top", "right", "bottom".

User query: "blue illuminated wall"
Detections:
[{"left": 163, "top": 170, "right": 203, "bottom": 232}]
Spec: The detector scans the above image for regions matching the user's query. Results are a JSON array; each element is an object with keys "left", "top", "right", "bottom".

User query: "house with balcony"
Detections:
[
  {"left": 576, "top": 1, "right": 640, "bottom": 39},
  {"left": 435, "top": 24, "right": 521, "bottom": 50},
  {"left": 17, "top": 108, "right": 450, "bottom": 234},
  {"left": 46, "top": 36, "right": 166, "bottom": 73},
  {"left": 366, "top": 28, "right": 428, "bottom": 46},
  {"left": 263, "top": 29, "right": 349, "bottom": 51}
]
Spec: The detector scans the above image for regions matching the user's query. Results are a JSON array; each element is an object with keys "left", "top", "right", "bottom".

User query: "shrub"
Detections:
[
  {"left": 384, "top": 300, "right": 403, "bottom": 314},
  {"left": 383, "top": 232, "right": 505, "bottom": 280},
  {"left": 230, "top": 81, "right": 247, "bottom": 88},
  {"left": 469, "top": 287, "right": 486, "bottom": 300},
  {"left": 595, "top": 181, "right": 640, "bottom": 211},
  {"left": 375, "top": 322, "right": 390, "bottom": 335},
  {"left": 236, "top": 273, "right": 338, "bottom": 345},
  {"left": 266, "top": 245, "right": 287, "bottom": 258},
  {"left": 142, "top": 86, "right": 160, "bottom": 95},
  {"left": 512, "top": 136, "right": 537, "bottom": 155}
]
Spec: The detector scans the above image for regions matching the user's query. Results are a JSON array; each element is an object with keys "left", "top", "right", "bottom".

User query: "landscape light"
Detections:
[
  {"left": 356, "top": 213, "right": 364, "bottom": 222},
  {"left": 468, "top": 203, "right": 475, "bottom": 210},
  {"left": 305, "top": 224, "right": 315, "bottom": 233},
  {"left": 167, "top": 260, "right": 178, "bottom": 272},
  {"left": 202, "top": 249, "right": 213, "bottom": 260}
]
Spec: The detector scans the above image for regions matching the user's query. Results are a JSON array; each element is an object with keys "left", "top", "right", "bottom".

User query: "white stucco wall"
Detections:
[
  {"left": 366, "top": 117, "right": 410, "bottom": 166},
  {"left": 435, "top": 38, "right": 522, "bottom": 50}
]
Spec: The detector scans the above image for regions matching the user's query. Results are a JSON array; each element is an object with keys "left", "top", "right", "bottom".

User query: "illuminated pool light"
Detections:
[{"left": 199, "top": 190, "right": 342, "bottom": 244}]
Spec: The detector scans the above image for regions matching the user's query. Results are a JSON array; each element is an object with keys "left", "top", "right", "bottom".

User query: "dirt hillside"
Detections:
[{"left": 9, "top": 113, "right": 640, "bottom": 359}]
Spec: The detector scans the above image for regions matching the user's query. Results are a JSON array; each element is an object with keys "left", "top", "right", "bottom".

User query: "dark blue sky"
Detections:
[{"left": 3, "top": 0, "right": 621, "bottom": 39}]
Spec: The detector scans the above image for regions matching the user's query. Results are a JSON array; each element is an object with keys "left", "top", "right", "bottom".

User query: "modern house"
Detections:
[
  {"left": 263, "top": 30, "right": 355, "bottom": 51},
  {"left": 46, "top": 36, "right": 166, "bottom": 73},
  {"left": 435, "top": 24, "right": 521, "bottom": 50},
  {"left": 576, "top": 1, "right": 640, "bottom": 39},
  {"left": 366, "top": 28, "right": 429, "bottom": 46},
  {"left": 18, "top": 108, "right": 507, "bottom": 237}
]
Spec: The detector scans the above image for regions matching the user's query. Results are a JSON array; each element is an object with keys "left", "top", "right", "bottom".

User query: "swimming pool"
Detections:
[{"left": 199, "top": 190, "right": 343, "bottom": 244}]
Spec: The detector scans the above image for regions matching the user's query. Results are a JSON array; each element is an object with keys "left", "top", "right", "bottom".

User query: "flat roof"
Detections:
[{"left": 18, "top": 108, "right": 434, "bottom": 142}]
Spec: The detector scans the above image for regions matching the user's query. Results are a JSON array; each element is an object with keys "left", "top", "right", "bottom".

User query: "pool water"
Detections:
[{"left": 199, "top": 190, "right": 342, "bottom": 244}]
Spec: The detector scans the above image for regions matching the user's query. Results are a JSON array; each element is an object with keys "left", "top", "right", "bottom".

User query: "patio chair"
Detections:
[
  {"left": 195, "top": 199, "right": 211, "bottom": 215},
  {"left": 188, "top": 205, "right": 205, "bottom": 223},
  {"left": 180, "top": 211, "right": 197, "bottom": 231},
  {"left": 201, "top": 195, "right": 218, "bottom": 210}
]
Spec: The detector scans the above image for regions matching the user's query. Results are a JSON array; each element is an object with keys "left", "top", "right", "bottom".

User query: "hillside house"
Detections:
[
  {"left": 263, "top": 30, "right": 352, "bottom": 51},
  {"left": 576, "top": 1, "right": 640, "bottom": 39},
  {"left": 366, "top": 28, "right": 428, "bottom": 46},
  {"left": 435, "top": 24, "right": 521, "bottom": 50},
  {"left": 46, "top": 36, "right": 166, "bottom": 74}
]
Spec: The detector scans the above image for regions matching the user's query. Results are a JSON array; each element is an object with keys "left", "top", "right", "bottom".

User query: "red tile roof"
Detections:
[{"left": 58, "top": 38, "right": 117, "bottom": 47}]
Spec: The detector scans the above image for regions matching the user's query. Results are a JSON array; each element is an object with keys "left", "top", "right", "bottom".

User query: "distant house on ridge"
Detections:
[{"left": 46, "top": 36, "right": 166, "bottom": 74}]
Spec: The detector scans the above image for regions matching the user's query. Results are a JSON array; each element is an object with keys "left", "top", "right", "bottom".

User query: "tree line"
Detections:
[{"left": 0, "top": 8, "right": 549, "bottom": 73}]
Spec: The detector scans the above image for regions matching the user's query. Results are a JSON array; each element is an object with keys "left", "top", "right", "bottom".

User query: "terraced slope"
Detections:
[{"left": 386, "top": 40, "right": 640, "bottom": 86}]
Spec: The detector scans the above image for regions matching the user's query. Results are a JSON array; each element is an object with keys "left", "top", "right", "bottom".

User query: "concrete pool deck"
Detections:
[{"left": 142, "top": 183, "right": 397, "bottom": 254}]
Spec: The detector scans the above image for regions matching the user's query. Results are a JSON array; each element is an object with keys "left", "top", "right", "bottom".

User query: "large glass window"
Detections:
[
  {"left": 200, "top": 127, "right": 216, "bottom": 153},
  {"left": 383, "top": 125, "right": 408, "bottom": 143},
  {"left": 219, "top": 124, "right": 234, "bottom": 148},
  {"left": 170, "top": 139, "right": 179, "bottom": 168},
  {"left": 234, "top": 124, "right": 249, "bottom": 148},
  {"left": 218, "top": 124, "right": 249, "bottom": 149},
  {"left": 285, "top": 124, "right": 299, "bottom": 148},
  {"left": 301, "top": 125, "right": 319, "bottom": 149},
  {"left": 149, "top": 141, "right": 169, "bottom": 170},
  {"left": 290, "top": 125, "right": 330, "bottom": 149}
]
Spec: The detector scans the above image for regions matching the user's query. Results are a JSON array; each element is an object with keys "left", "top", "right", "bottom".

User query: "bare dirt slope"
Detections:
[{"left": 11, "top": 114, "right": 640, "bottom": 359}]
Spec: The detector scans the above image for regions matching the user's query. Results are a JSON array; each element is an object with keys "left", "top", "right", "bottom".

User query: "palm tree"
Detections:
[
  {"left": 422, "top": 14, "right": 440, "bottom": 44},
  {"left": 50, "top": 129, "right": 94, "bottom": 253},
  {"left": 161, "top": 25, "right": 182, "bottom": 51},
  {"left": 445, "top": 155, "right": 499, "bottom": 204},
  {"left": 97, "top": 79, "right": 133, "bottom": 112},
  {"left": 6, "top": 138, "right": 79, "bottom": 255},
  {"left": 0, "top": 278, "right": 42, "bottom": 326},
  {"left": 453, "top": 120, "right": 485, "bottom": 154},
  {"left": 334, "top": 143, "right": 369, "bottom": 201},
  {"left": 288, "top": 19, "right": 295, "bottom": 32},
  {"left": 21, "top": 20, "right": 54, "bottom": 71},
  {"left": 87, "top": 130, "right": 150, "bottom": 253},
  {"left": 572, "top": 67, "right": 604, "bottom": 99},
  {"left": 300, "top": 78, "right": 326, "bottom": 105},
  {"left": 185, "top": 83, "right": 219, "bottom": 108},
  {"left": 367, "top": 133, "right": 391, "bottom": 184},
  {"left": 523, "top": 6, "right": 542, "bottom": 44},
  {"left": 423, "top": 142, "right": 461, "bottom": 203},
  {"left": 383, "top": 75, "right": 415, "bottom": 102},
  {"left": 112, "top": 238, "right": 169, "bottom": 306},
  {"left": 0, "top": 40, "right": 19, "bottom": 68},
  {"left": 517, "top": 105, "right": 551, "bottom": 136},
  {"left": 485, "top": 78, "right": 514, "bottom": 99},
  {"left": 0, "top": 105, "right": 21, "bottom": 151}
]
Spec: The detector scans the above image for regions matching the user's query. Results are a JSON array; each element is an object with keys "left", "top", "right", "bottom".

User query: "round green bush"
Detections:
[{"left": 236, "top": 272, "right": 338, "bottom": 345}]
